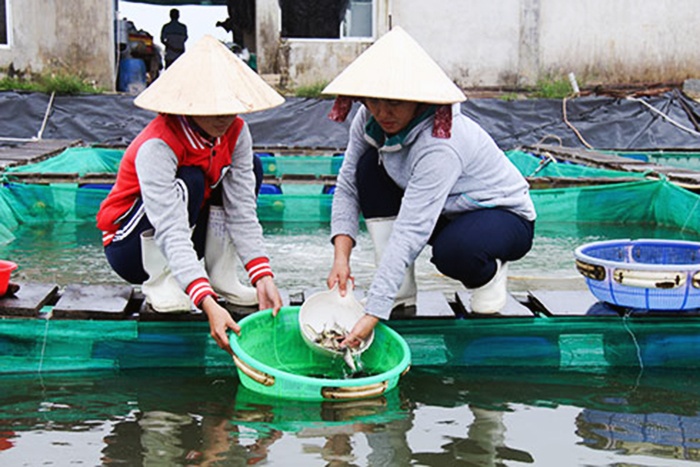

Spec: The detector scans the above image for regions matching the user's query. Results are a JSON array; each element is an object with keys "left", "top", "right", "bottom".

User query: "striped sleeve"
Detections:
[
  {"left": 186, "top": 278, "right": 218, "bottom": 308},
  {"left": 245, "top": 257, "right": 273, "bottom": 285}
]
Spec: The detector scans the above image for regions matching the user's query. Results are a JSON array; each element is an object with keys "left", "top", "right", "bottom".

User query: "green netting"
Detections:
[
  {"left": 1, "top": 147, "right": 700, "bottom": 245},
  {"left": 0, "top": 317, "right": 231, "bottom": 373},
  {"left": 391, "top": 317, "right": 700, "bottom": 369},
  {"left": 4, "top": 147, "right": 124, "bottom": 176},
  {"left": 3, "top": 312, "right": 700, "bottom": 374},
  {"left": 3, "top": 147, "right": 643, "bottom": 179},
  {"left": 258, "top": 155, "right": 342, "bottom": 177},
  {"left": 506, "top": 150, "right": 647, "bottom": 179}
]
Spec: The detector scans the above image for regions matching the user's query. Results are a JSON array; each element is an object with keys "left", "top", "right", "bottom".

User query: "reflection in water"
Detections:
[
  {"left": 577, "top": 410, "right": 700, "bottom": 462},
  {"left": 2, "top": 220, "right": 700, "bottom": 464},
  {"left": 0, "top": 368, "right": 699, "bottom": 465}
]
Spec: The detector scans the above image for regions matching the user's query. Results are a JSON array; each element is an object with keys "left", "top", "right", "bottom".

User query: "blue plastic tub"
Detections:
[{"left": 574, "top": 239, "right": 700, "bottom": 310}]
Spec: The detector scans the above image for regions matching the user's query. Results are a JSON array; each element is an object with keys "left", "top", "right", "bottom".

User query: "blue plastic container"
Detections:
[
  {"left": 117, "top": 58, "right": 147, "bottom": 94},
  {"left": 574, "top": 239, "right": 700, "bottom": 310}
]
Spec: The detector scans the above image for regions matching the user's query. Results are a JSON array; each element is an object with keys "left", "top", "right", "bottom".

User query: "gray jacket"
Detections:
[
  {"left": 331, "top": 104, "right": 536, "bottom": 319},
  {"left": 136, "top": 123, "right": 267, "bottom": 291}
]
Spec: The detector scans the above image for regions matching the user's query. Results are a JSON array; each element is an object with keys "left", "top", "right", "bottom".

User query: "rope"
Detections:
[
  {"left": 562, "top": 97, "right": 594, "bottom": 149},
  {"left": 38, "top": 308, "right": 53, "bottom": 374},
  {"left": 535, "top": 134, "right": 563, "bottom": 146},
  {"left": 674, "top": 88, "right": 700, "bottom": 132},
  {"left": 626, "top": 95, "right": 700, "bottom": 137},
  {"left": 622, "top": 310, "right": 644, "bottom": 390}
]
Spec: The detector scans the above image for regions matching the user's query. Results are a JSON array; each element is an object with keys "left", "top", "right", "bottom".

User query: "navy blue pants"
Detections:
[
  {"left": 356, "top": 148, "right": 535, "bottom": 288},
  {"left": 104, "top": 157, "right": 263, "bottom": 285}
]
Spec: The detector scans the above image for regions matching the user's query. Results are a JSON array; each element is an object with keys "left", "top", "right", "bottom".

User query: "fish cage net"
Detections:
[{"left": 0, "top": 147, "right": 699, "bottom": 245}]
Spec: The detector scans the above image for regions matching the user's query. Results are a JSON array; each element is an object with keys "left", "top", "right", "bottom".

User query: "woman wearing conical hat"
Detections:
[
  {"left": 97, "top": 36, "right": 285, "bottom": 355},
  {"left": 324, "top": 27, "right": 537, "bottom": 345}
]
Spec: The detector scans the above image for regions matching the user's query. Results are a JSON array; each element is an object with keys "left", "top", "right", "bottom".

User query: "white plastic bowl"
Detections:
[{"left": 298, "top": 285, "right": 374, "bottom": 357}]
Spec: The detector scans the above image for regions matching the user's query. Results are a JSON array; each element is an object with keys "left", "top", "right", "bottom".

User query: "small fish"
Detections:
[
  {"left": 305, "top": 323, "right": 360, "bottom": 372},
  {"left": 343, "top": 348, "right": 357, "bottom": 372}
]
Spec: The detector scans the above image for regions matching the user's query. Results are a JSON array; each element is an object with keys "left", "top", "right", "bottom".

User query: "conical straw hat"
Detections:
[
  {"left": 322, "top": 26, "right": 465, "bottom": 104},
  {"left": 134, "top": 35, "right": 285, "bottom": 115}
]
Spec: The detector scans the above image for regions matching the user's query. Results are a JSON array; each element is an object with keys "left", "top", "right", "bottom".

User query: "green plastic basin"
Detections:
[{"left": 230, "top": 306, "right": 411, "bottom": 401}]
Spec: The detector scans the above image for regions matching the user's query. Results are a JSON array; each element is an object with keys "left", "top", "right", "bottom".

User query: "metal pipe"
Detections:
[
  {"left": 36, "top": 91, "right": 56, "bottom": 140},
  {"left": 0, "top": 91, "right": 56, "bottom": 143}
]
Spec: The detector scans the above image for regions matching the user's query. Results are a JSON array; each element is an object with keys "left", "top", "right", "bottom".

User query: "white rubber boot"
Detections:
[
  {"left": 204, "top": 206, "right": 258, "bottom": 306},
  {"left": 470, "top": 259, "right": 508, "bottom": 313},
  {"left": 366, "top": 217, "right": 417, "bottom": 308},
  {"left": 140, "top": 230, "right": 192, "bottom": 312}
]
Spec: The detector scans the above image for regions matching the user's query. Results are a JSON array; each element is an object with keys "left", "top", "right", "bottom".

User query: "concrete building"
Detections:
[
  {"left": 1, "top": 1, "right": 699, "bottom": 93},
  {"left": 254, "top": 0, "right": 700, "bottom": 90},
  {"left": 0, "top": 0, "right": 116, "bottom": 90}
]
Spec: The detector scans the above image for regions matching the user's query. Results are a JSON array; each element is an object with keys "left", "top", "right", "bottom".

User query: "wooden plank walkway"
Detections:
[
  {"left": 528, "top": 289, "right": 700, "bottom": 317},
  {"left": 0, "top": 139, "right": 83, "bottom": 170},
  {"left": 10, "top": 279, "right": 691, "bottom": 322},
  {"left": 0, "top": 281, "right": 463, "bottom": 321},
  {"left": 5, "top": 280, "right": 699, "bottom": 322},
  {"left": 524, "top": 143, "right": 700, "bottom": 190}
]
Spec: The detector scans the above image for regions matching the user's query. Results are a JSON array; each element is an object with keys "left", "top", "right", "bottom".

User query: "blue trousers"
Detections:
[
  {"left": 356, "top": 148, "right": 535, "bottom": 288},
  {"left": 104, "top": 157, "right": 264, "bottom": 285}
]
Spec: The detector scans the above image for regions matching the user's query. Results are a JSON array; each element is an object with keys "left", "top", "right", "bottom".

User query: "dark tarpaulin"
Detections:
[
  {"left": 243, "top": 97, "right": 356, "bottom": 150},
  {"left": 0, "top": 92, "right": 354, "bottom": 150},
  {"left": 1, "top": 91, "right": 700, "bottom": 151},
  {"left": 462, "top": 90, "right": 700, "bottom": 151}
]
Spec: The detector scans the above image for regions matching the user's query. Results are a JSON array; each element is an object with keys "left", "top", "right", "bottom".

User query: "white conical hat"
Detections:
[
  {"left": 134, "top": 35, "right": 285, "bottom": 115},
  {"left": 322, "top": 26, "right": 466, "bottom": 104}
]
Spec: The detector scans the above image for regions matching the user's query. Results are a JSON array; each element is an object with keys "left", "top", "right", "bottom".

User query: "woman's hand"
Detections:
[
  {"left": 327, "top": 260, "right": 354, "bottom": 295},
  {"left": 340, "top": 314, "right": 379, "bottom": 349},
  {"left": 201, "top": 295, "right": 240, "bottom": 355},
  {"left": 255, "top": 275, "right": 283, "bottom": 316},
  {"left": 327, "top": 234, "right": 354, "bottom": 296}
]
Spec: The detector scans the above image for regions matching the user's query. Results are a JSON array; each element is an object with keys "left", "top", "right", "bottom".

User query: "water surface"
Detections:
[
  {"left": 2, "top": 221, "right": 694, "bottom": 293},
  {"left": 0, "top": 367, "right": 699, "bottom": 466},
  {"left": 1, "top": 221, "right": 698, "bottom": 466}
]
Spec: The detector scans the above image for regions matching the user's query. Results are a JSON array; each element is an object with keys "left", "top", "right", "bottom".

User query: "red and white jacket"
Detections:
[{"left": 97, "top": 114, "right": 272, "bottom": 307}]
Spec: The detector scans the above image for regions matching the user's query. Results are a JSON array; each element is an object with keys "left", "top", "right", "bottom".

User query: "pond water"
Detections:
[
  {"left": 1, "top": 220, "right": 695, "bottom": 294},
  {"left": 0, "top": 367, "right": 699, "bottom": 466},
  {"left": 1, "top": 221, "right": 699, "bottom": 466}
]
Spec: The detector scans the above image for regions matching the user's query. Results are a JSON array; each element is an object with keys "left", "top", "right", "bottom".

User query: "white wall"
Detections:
[
  {"left": 394, "top": 0, "right": 522, "bottom": 87},
  {"left": 540, "top": 0, "right": 700, "bottom": 83},
  {"left": 0, "top": 0, "right": 115, "bottom": 90},
  {"left": 258, "top": 0, "right": 700, "bottom": 90}
]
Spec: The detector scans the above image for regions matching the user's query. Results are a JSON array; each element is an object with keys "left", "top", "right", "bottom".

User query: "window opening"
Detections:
[
  {"left": 280, "top": 0, "right": 373, "bottom": 39},
  {"left": 0, "top": 0, "right": 8, "bottom": 46},
  {"left": 341, "top": 0, "right": 372, "bottom": 38}
]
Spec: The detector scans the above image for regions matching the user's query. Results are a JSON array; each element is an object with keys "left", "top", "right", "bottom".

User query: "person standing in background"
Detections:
[{"left": 161, "top": 8, "right": 188, "bottom": 68}]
